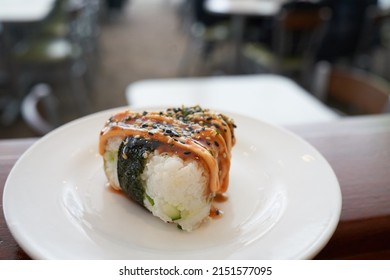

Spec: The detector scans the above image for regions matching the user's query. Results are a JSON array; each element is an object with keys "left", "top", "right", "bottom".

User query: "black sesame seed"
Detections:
[
  {"left": 142, "top": 111, "right": 147, "bottom": 116},
  {"left": 214, "top": 141, "right": 219, "bottom": 147},
  {"left": 184, "top": 151, "right": 191, "bottom": 155}
]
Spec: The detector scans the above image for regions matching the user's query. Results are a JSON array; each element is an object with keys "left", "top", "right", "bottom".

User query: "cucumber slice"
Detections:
[
  {"left": 162, "top": 203, "right": 181, "bottom": 221},
  {"left": 145, "top": 193, "right": 155, "bottom": 206}
]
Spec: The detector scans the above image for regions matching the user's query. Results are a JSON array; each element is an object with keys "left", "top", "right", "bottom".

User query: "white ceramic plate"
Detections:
[{"left": 3, "top": 108, "right": 341, "bottom": 259}]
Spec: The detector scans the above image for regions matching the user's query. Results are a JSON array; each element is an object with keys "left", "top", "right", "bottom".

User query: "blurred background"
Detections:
[{"left": 1, "top": 0, "right": 390, "bottom": 138}]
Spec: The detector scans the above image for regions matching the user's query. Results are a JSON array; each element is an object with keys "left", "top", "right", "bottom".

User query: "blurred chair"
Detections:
[
  {"left": 69, "top": 0, "right": 103, "bottom": 81},
  {"left": 10, "top": 0, "right": 92, "bottom": 119},
  {"left": 21, "top": 83, "right": 59, "bottom": 135},
  {"left": 315, "top": 0, "right": 379, "bottom": 66},
  {"left": 178, "top": 0, "right": 231, "bottom": 76},
  {"left": 353, "top": 5, "right": 390, "bottom": 75},
  {"left": 312, "top": 62, "right": 390, "bottom": 115},
  {"left": 242, "top": 3, "right": 331, "bottom": 87}
]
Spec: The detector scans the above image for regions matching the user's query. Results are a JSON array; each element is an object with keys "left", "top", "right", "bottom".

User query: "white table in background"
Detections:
[
  {"left": 205, "top": 0, "right": 288, "bottom": 73},
  {"left": 379, "top": 0, "right": 390, "bottom": 10},
  {"left": 126, "top": 74, "right": 339, "bottom": 126},
  {"left": 205, "top": 0, "right": 286, "bottom": 17},
  {"left": 0, "top": 0, "right": 56, "bottom": 22}
]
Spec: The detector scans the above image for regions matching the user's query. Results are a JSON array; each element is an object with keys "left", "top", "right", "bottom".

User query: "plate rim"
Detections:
[{"left": 3, "top": 106, "right": 342, "bottom": 259}]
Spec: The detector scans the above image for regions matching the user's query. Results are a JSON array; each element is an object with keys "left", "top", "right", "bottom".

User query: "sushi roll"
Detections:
[{"left": 99, "top": 106, "right": 236, "bottom": 231}]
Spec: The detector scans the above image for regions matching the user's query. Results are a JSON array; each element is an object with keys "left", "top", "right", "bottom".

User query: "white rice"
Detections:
[
  {"left": 103, "top": 137, "right": 122, "bottom": 190},
  {"left": 103, "top": 138, "right": 212, "bottom": 231},
  {"left": 141, "top": 152, "right": 211, "bottom": 231}
]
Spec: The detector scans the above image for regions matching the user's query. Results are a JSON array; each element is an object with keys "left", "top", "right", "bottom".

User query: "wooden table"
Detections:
[
  {"left": 1, "top": 115, "right": 390, "bottom": 259},
  {"left": 290, "top": 115, "right": 390, "bottom": 259}
]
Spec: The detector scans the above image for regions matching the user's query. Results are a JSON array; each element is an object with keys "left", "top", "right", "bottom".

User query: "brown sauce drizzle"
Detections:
[
  {"left": 209, "top": 205, "right": 223, "bottom": 219},
  {"left": 214, "top": 193, "right": 229, "bottom": 203},
  {"left": 106, "top": 184, "right": 126, "bottom": 196},
  {"left": 100, "top": 106, "right": 236, "bottom": 198}
]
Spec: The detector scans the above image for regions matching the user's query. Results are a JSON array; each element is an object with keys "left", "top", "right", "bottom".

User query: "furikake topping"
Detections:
[
  {"left": 100, "top": 106, "right": 237, "bottom": 206},
  {"left": 111, "top": 106, "right": 235, "bottom": 148}
]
